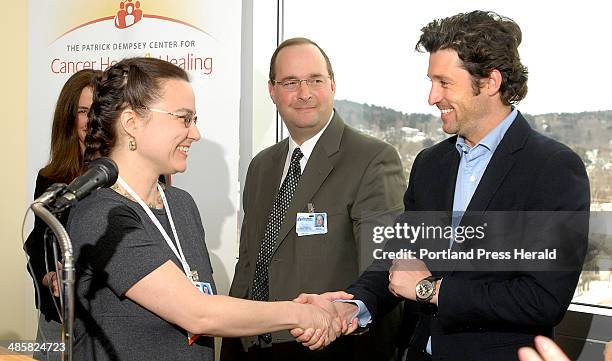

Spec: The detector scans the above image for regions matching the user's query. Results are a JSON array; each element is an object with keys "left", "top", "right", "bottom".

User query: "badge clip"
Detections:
[{"left": 189, "top": 270, "right": 199, "bottom": 283}]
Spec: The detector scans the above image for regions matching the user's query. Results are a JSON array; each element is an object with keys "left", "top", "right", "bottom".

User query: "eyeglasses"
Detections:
[
  {"left": 142, "top": 107, "right": 198, "bottom": 128},
  {"left": 272, "top": 76, "right": 330, "bottom": 92}
]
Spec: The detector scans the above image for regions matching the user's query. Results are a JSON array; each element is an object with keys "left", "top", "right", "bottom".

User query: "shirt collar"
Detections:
[
  {"left": 288, "top": 110, "right": 334, "bottom": 163},
  {"left": 456, "top": 107, "right": 518, "bottom": 154}
]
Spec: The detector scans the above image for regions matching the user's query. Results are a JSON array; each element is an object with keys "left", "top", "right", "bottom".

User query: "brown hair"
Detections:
[
  {"left": 85, "top": 57, "right": 190, "bottom": 165},
  {"left": 416, "top": 10, "right": 528, "bottom": 105},
  {"left": 269, "top": 37, "right": 334, "bottom": 81},
  {"left": 40, "top": 69, "right": 100, "bottom": 183}
]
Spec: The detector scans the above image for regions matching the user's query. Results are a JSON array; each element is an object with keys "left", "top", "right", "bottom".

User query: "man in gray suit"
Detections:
[{"left": 221, "top": 37, "right": 406, "bottom": 360}]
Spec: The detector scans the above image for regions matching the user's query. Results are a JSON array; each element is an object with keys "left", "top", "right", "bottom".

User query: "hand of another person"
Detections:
[
  {"left": 294, "top": 302, "right": 341, "bottom": 350},
  {"left": 517, "top": 336, "right": 570, "bottom": 361},
  {"left": 41, "top": 262, "right": 62, "bottom": 297},
  {"left": 388, "top": 259, "right": 432, "bottom": 301},
  {"left": 291, "top": 291, "right": 359, "bottom": 343},
  {"left": 604, "top": 341, "right": 612, "bottom": 361}
]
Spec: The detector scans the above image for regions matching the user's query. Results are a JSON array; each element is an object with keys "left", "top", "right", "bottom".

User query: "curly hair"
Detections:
[
  {"left": 84, "top": 57, "right": 189, "bottom": 165},
  {"left": 40, "top": 69, "right": 101, "bottom": 183},
  {"left": 416, "top": 10, "right": 528, "bottom": 105}
]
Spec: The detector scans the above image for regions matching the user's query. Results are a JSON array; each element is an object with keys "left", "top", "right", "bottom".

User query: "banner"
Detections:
[{"left": 27, "top": 0, "right": 241, "bottom": 291}]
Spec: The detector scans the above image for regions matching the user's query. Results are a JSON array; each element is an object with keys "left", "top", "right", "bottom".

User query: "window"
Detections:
[{"left": 282, "top": 0, "right": 612, "bottom": 310}]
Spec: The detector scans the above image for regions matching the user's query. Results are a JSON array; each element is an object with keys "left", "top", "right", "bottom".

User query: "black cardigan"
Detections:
[{"left": 24, "top": 172, "right": 69, "bottom": 322}]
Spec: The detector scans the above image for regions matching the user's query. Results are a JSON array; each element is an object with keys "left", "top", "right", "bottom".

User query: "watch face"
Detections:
[{"left": 416, "top": 280, "right": 434, "bottom": 298}]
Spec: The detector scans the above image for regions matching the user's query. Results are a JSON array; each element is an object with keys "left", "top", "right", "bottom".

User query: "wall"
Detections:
[
  {"left": 0, "top": 2, "right": 37, "bottom": 340},
  {"left": 0, "top": 0, "right": 278, "bottom": 342}
]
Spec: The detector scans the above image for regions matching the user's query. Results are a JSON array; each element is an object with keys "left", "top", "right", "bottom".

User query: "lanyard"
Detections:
[{"left": 116, "top": 176, "right": 194, "bottom": 281}]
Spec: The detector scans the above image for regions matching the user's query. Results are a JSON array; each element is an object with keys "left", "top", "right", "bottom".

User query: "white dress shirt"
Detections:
[{"left": 279, "top": 110, "right": 334, "bottom": 187}]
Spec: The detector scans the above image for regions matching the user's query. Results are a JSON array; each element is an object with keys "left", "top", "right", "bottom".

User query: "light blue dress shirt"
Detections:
[
  {"left": 452, "top": 107, "right": 518, "bottom": 226},
  {"left": 346, "top": 108, "right": 518, "bottom": 356}
]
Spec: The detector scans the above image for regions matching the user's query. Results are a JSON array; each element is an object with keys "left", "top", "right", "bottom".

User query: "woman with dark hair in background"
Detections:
[
  {"left": 67, "top": 57, "right": 339, "bottom": 360},
  {"left": 24, "top": 68, "right": 101, "bottom": 361}
]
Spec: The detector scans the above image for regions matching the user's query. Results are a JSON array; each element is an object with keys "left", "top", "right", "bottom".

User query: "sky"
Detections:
[{"left": 283, "top": 0, "right": 612, "bottom": 116}]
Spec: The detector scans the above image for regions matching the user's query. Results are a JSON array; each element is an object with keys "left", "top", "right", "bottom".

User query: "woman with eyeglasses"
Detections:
[
  {"left": 66, "top": 57, "right": 339, "bottom": 361},
  {"left": 24, "top": 68, "right": 101, "bottom": 361}
]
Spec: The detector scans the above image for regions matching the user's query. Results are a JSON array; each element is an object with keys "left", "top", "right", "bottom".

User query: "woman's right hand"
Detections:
[{"left": 294, "top": 302, "right": 341, "bottom": 350}]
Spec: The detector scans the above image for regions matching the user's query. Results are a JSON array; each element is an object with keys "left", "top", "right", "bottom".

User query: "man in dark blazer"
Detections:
[
  {"left": 221, "top": 37, "right": 406, "bottom": 360},
  {"left": 294, "top": 11, "right": 590, "bottom": 361}
]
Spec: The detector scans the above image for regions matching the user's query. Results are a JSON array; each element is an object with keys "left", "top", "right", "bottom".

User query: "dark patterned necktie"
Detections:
[{"left": 252, "top": 147, "right": 303, "bottom": 343}]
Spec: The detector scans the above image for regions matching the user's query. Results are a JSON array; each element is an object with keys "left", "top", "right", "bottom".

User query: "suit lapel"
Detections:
[
  {"left": 464, "top": 151, "right": 515, "bottom": 213},
  {"left": 273, "top": 113, "right": 344, "bottom": 254},
  {"left": 465, "top": 113, "right": 530, "bottom": 212}
]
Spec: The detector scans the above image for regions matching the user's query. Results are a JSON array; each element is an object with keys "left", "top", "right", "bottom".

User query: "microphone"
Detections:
[{"left": 53, "top": 157, "right": 119, "bottom": 210}]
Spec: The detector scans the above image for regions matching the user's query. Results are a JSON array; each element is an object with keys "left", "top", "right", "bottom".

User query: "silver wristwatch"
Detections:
[{"left": 415, "top": 276, "right": 440, "bottom": 303}]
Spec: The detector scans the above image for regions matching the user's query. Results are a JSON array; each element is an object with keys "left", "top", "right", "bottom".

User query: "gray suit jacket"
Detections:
[{"left": 229, "top": 112, "right": 406, "bottom": 353}]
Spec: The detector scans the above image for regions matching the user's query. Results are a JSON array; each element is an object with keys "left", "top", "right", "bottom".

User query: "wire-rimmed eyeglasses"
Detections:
[
  {"left": 272, "top": 76, "right": 330, "bottom": 92},
  {"left": 141, "top": 107, "right": 198, "bottom": 128}
]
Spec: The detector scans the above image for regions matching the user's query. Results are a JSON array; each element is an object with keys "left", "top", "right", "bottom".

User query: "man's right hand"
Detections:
[
  {"left": 291, "top": 291, "right": 359, "bottom": 345},
  {"left": 294, "top": 302, "right": 341, "bottom": 350}
]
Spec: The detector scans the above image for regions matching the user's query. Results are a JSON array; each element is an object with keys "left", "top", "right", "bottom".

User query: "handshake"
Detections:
[{"left": 288, "top": 291, "right": 361, "bottom": 350}]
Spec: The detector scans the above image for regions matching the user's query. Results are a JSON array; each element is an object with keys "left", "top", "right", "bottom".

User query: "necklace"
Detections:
[{"left": 111, "top": 181, "right": 165, "bottom": 209}]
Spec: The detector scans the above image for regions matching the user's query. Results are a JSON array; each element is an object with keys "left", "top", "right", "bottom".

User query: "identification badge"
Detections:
[
  {"left": 296, "top": 212, "right": 328, "bottom": 236},
  {"left": 195, "top": 282, "right": 214, "bottom": 295},
  {"left": 189, "top": 279, "right": 214, "bottom": 344}
]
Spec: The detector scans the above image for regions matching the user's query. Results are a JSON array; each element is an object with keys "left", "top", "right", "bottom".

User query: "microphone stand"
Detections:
[{"left": 31, "top": 187, "right": 74, "bottom": 361}]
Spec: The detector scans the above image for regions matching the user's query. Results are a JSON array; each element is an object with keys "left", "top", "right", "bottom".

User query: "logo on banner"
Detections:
[
  {"left": 49, "top": 1, "right": 215, "bottom": 76},
  {"left": 114, "top": 0, "right": 143, "bottom": 29}
]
